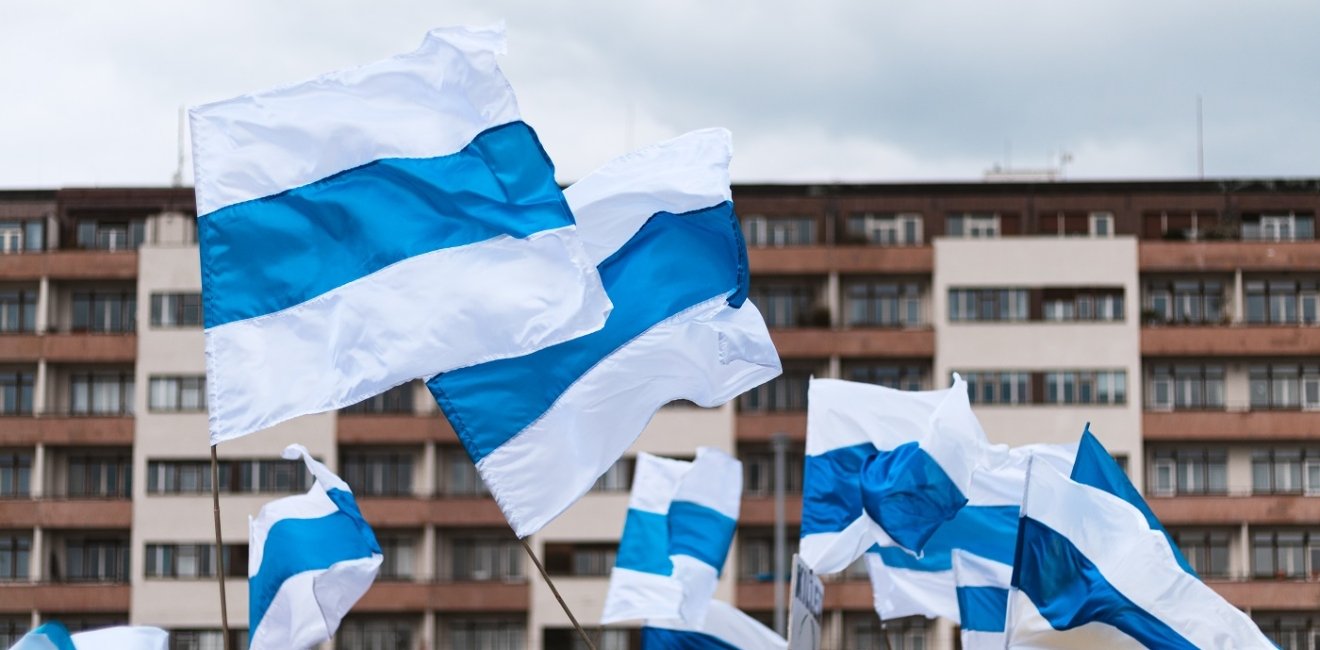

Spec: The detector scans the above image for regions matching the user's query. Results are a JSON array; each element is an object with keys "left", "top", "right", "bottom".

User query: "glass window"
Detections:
[
  {"left": 741, "top": 215, "right": 815, "bottom": 247},
  {"left": 148, "top": 376, "right": 207, "bottom": 412},
  {"left": 69, "top": 372, "right": 134, "bottom": 415},
  {"left": 843, "top": 281, "right": 922, "bottom": 327},
  {"left": 376, "top": 535, "right": 416, "bottom": 581},
  {"left": 0, "top": 453, "right": 32, "bottom": 497},
  {"left": 64, "top": 537, "right": 130, "bottom": 582},
  {"left": 339, "top": 383, "right": 414, "bottom": 415},
  {"left": 335, "top": 618, "right": 415, "bottom": 650},
  {"left": 1245, "top": 280, "right": 1319, "bottom": 325},
  {"left": 1170, "top": 530, "right": 1231, "bottom": 579},
  {"left": 150, "top": 293, "right": 203, "bottom": 328},
  {"left": 741, "top": 447, "right": 804, "bottom": 496},
  {"left": 69, "top": 291, "right": 136, "bottom": 333},
  {"left": 0, "top": 291, "right": 37, "bottom": 333},
  {"left": 842, "top": 363, "right": 927, "bottom": 391},
  {"left": 340, "top": 451, "right": 414, "bottom": 496},
  {"left": 845, "top": 213, "right": 923, "bottom": 245},
  {"left": 439, "top": 448, "right": 488, "bottom": 496},
  {"left": 449, "top": 535, "right": 522, "bottom": 581},
  {"left": 748, "top": 282, "right": 818, "bottom": 328},
  {"left": 0, "top": 372, "right": 34, "bottom": 416},
  {"left": 590, "top": 457, "right": 634, "bottom": 493},
  {"left": 738, "top": 366, "right": 814, "bottom": 412},
  {"left": 947, "top": 213, "right": 999, "bottom": 238},
  {"left": 0, "top": 534, "right": 31, "bottom": 581},
  {"left": 948, "top": 288, "right": 1028, "bottom": 322},
  {"left": 67, "top": 454, "right": 131, "bottom": 498},
  {"left": 146, "top": 459, "right": 307, "bottom": 495}
]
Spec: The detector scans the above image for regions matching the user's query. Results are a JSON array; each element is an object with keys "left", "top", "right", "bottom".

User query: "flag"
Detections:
[
  {"left": 953, "top": 550, "right": 1010, "bottom": 649},
  {"left": 602, "top": 448, "right": 742, "bottom": 626},
  {"left": 641, "top": 600, "right": 787, "bottom": 650},
  {"left": 190, "top": 24, "right": 611, "bottom": 443},
  {"left": 428, "top": 128, "right": 780, "bottom": 536},
  {"left": 7, "top": 622, "right": 167, "bottom": 650},
  {"left": 1007, "top": 459, "right": 1273, "bottom": 648},
  {"left": 248, "top": 445, "right": 383, "bottom": 649}
]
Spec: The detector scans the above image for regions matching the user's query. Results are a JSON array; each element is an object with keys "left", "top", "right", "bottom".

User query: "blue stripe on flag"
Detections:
[
  {"left": 957, "top": 586, "right": 1009, "bottom": 632},
  {"left": 801, "top": 443, "right": 876, "bottom": 536},
  {"left": 641, "top": 626, "right": 740, "bottom": 650},
  {"left": 26, "top": 622, "right": 75, "bottom": 650},
  {"left": 1070, "top": 428, "right": 1197, "bottom": 577},
  {"left": 249, "top": 488, "right": 382, "bottom": 635},
  {"left": 1012, "top": 516, "right": 1197, "bottom": 649},
  {"left": 199, "top": 121, "right": 573, "bottom": 328},
  {"left": 668, "top": 500, "right": 737, "bottom": 574},
  {"left": 615, "top": 509, "right": 675, "bottom": 576},
  {"left": 860, "top": 441, "right": 968, "bottom": 552},
  {"left": 428, "top": 202, "right": 745, "bottom": 464},
  {"left": 870, "top": 505, "right": 1020, "bottom": 571}
]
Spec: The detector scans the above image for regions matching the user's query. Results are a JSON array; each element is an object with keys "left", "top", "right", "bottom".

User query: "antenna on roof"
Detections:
[{"left": 173, "top": 106, "right": 186, "bottom": 187}]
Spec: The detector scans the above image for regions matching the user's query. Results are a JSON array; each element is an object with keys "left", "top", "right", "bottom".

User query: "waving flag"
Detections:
[
  {"left": 1007, "top": 458, "right": 1271, "bottom": 648},
  {"left": 248, "top": 445, "right": 382, "bottom": 649},
  {"left": 8, "top": 622, "right": 167, "bottom": 650},
  {"left": 602, "top": 449, "right": 741, "bottom": 626},
  {"left": 641, "top": 600, "right": 787, "bottom": 650},
  {"left": 191, "top": 24, "right": 610, "bottom": 442},
  {"left": 428, "top": 128, "right": 780, "bottom": 536},
  {"left": 953, "top": 550, "right": 1010, "bottom": 649}
]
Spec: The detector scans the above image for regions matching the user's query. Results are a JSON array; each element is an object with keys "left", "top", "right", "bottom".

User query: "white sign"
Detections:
[{"left": 787, "top": 554, "right": 823, "bottom": 650}]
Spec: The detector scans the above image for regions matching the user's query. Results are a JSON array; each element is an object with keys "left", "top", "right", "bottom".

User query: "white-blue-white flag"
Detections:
[
  {"left": 427, "top": 129, "right": 781, "bottom": 536},
  {"left": 602, "top": 449, "right": 742, "bottom": 627},
  {"left": 248, "top": 445, "right": 383, "bottom": 649},
  {"left": 641, "top": 600, "right": 787, "bottom": 650},
  {"left": 7, "top": 622, "right": 167, "bottom": 650},
  {"left": 191, "top": 24, "right": 610, "bottom": 443},
  {"left": 1007, "top": 458, "right": 1272, "bottom": 649},
  {"left": 952, "top": 550, "right": 1010, "bottom": 649}
]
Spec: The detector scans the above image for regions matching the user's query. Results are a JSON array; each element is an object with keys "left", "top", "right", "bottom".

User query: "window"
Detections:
[
  {"left": 335, "top": 618, "right": 414, "bottom": 650},
  {"left": 1245, "top": 280, "right": 1319, "bottom": 325},
  {"left": 1041, "top": 288, "right": 1124, "bottom": 322},
  {"left": 740, "top": 215, "right": 815, "bottom": 247},
  {"left": 591, "top": 457, "right": 634, "bottom": 492},
  {"left": 0, "top": 453, "right": 31, "bottom": 497},
  {"left": 150, "top": 293, "right": 203, "bottom": 328},
  {"left": 842, "top": 363, "right": 927, "bottom": 391},
  {"left": 843, "top": 281, "right": 922, "bottom": 327},
  {"left": 1148, "top": 364, "right": 1224, "bottom": 410},
  {"left": 168, "top": 629, "right": 249, "bottom": 650},
  {"left": 1253, "top": 613, "right": 1320, "bottom": 650},
  {"left": 146, "top": 459, "right": 309, "bottom": 495},
  {"left": 444, "top": 618, "right": 524, "bottom": 650},
  {"left": 544, "top": 543, "right": 617, "bottom": 577},
  {"left": 738, "top": 531, "right": 799, "bottom": 581},
  {"left": 340, "top": 450, "right": 413, "bottom": 496},
  {"left": 747, "top": 282, "right": 819, "bottom": 328},
  {"left": 845, "top": 213, "right": 922, "bottom": 245},
  {"left": 948, "top": 288, "right": 1028, "bottom": 322},
  {"left": 439, "top": 448, "right": 488, "bottom": 496},
  {"left": 1044, "top": 371, "right": 1126, "bottom": 405},
  {"left": 1250, "top": 364, "right": 1318, "bottom": 410},
  {"left": 1144, "top": 280, "right": 1224, "bottom": 325},
  {"left": 1242, "top": 212, "right": 1316, "bottom": 242},
  {"left": 70, "top": 291, "right": 136, "bottom": 333},
  {"left": 1089, "top": 211, "right": 1114, "bottom": 237},
  {"left": 62, "top": 537, "right": 130, "bottom": 582},
  {"left": 0, "top": 291, "right": 37, "bottom": 333},
  {"left": 148, "top": 376, "right": 206, "bottom": 412},
  {"left": 376, "top": 535, "right": 416, "bottom": 581},
  {"left": 1252, "top": 449, "right": 1320, "bottom": 495},
  {"left": 844, "top": 614, "right": 927, "bottom": 650},
  {"left": 67, "top": 454, "right": 132, "bottom": 498},
  {"left": 339, "top": 383, "right": 415, "bottom": 415},
  {"left": 544, "top": 628, "right": 639, "bottom": 650},
  {"left": 1252, "top": 531, "right": 1316, "bottom": 580},
  {"left": 1150, "top": 449, "right": 1227, "bottom": 496},
  {"left": 742, "top": 447, "right": 804, "bottom": 496},
  {"left": 75, "top": 220, "right": 145, "bottom": 251},
  {"left": 0, "top": 617, "right": 26, "bottom": 648},
  {"left": 947, "top": 213, "right": 1000, "bottom": 238},
  {"left": 69, "top": 372, "right": 134, "bottom": 415},
  {"left": 738, "top": 366, "right": 813, "bottom": 412},
  {"left": 449, "top": 535, "right": 522, "bottom": 581},
  {"left": 0, "top": 372, "right": 34, "bottom": 415},
  {"left": 144, "top": 544, "right": 246, "bottom": 578},
  {"left": 962, "top": 371, "right": 1031, "bottom": 405},
  {"left": 0, "top": 219, "right": 45, "bottom": 253},
  {"left": 0, "top": 534, "right": 30, "bottom": 581},
  {"left": 1169, "top": 530, "right": 1230, "bottom": 579}
]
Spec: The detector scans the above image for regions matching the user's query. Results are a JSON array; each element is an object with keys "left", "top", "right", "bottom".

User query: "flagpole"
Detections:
[
  {"left": 517, "top": 537, "right": 596, "bottom": 650},
  {"left": 211, "top": 444, "right": 232, "bottom": 650}
]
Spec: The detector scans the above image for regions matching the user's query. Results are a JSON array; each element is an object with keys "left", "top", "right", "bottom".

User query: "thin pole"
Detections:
[
  {"left": 518, "top": 537, "right": 596, "bottom": 650},
  {"left": 771, "top": 431, "right": 789, "bottom": 637},
  {"left": 210, "top": 445, "right": 231, "bottom": 650}
]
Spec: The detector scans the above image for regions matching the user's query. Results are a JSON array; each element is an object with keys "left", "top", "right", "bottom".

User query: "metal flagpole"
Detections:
[
  {"left": 210, "top": 445, "right": 232, "bottom": 650},
  {"left": 518, "top": 537, "right": 596, "bottom": 650},
  {"left": 771, "top": 431, "right": 789, "bottom": 636}
]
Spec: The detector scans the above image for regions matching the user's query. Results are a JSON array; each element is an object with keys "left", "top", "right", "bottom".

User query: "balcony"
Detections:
[
  {"left": 1143, "top": 410, "right": 1319, "bottom": 441},
  {"left": 1206, "top": 580, "right": 1320, "bottom": 611},
  {"left": 0, "top": 583, "right": 130, "bottom": 614},
  {"left": 741, "top": 496, "right": 803, "bottom": 526},
  {"left": 355, "top": 580, "right": 529, "bottom": 612},
  {"left": 770, "top": 328, "right": 935, "bottom": 359},
  {"left": 1139, "top": 241, "right": 1320, "bottom": 272},
  {"left": 0, "top": 499, "right": 132, "bottom": 528},
  {"left": 336, "top": 413, "right": 456, "bottom": 444},
  {"left": 0, "top": 333, "right": 136, "bottom": 363},
  {"left": 357, "top": 496, "right": 508, "bottom": 528},
  {"left": 1149, "top": 495, "right": 1320, "bottom": 525},
  {"left": 736, "top": 412, "right": 807, "bottom": 443},
  {"left": 737, "top": 579, "right": 871, "bottom": 611},
  {"left": 0, "top": 251, "right": 138, "bottom": 281},
  {"left": 747, "top": 245, "right": 933, "bottom": 276},
  {"left": 1142, "top": 325, "right": 1320, "bottom": 356}
]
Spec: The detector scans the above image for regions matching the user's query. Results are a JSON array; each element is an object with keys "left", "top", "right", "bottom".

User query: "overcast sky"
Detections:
[{"left": 3, "top": 0, "right": 1318, "bottom": 188}]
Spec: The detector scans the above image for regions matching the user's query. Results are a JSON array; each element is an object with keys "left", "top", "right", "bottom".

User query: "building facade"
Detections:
[{"left": 1, "top": 180, "right": 1318, "bottom": 649}]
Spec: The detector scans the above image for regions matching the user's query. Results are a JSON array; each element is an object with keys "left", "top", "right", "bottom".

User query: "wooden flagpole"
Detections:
[
  {"left": 518, "top": 537, "right": 596, "bottom": 650},
  {"left": 211, "top": 445, "right": 232, "bottom": 650}
]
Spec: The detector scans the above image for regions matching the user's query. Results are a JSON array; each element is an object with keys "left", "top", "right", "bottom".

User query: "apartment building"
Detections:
[{"left": 1, "top": 180, "right": 1318, "bottom": 649}]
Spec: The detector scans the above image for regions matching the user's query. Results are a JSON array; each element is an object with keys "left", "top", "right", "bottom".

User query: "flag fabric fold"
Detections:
[
  {"left": 641, "top": 600, "right": 787, "bottom": 650},
  {"left": 1007, "top": 457, "right": 1273, "bottom": 649},
  {"left": 7, "top": 622, "right": 167, "bottom": 650},
  {"left": 248, "top": 445, "right": 383, "bottom": 650},
  {"left": 192, "top": 24, "right": 611, "bottom": 443},
  {"left": 953, "top": 550, "right": 1011, "bottom": 649},
  {"left": 428, "top": 128, "right": 780, "bottom": 536},
  {"left": 602, "top": 449, "right": 742, "bottom": 627}
]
